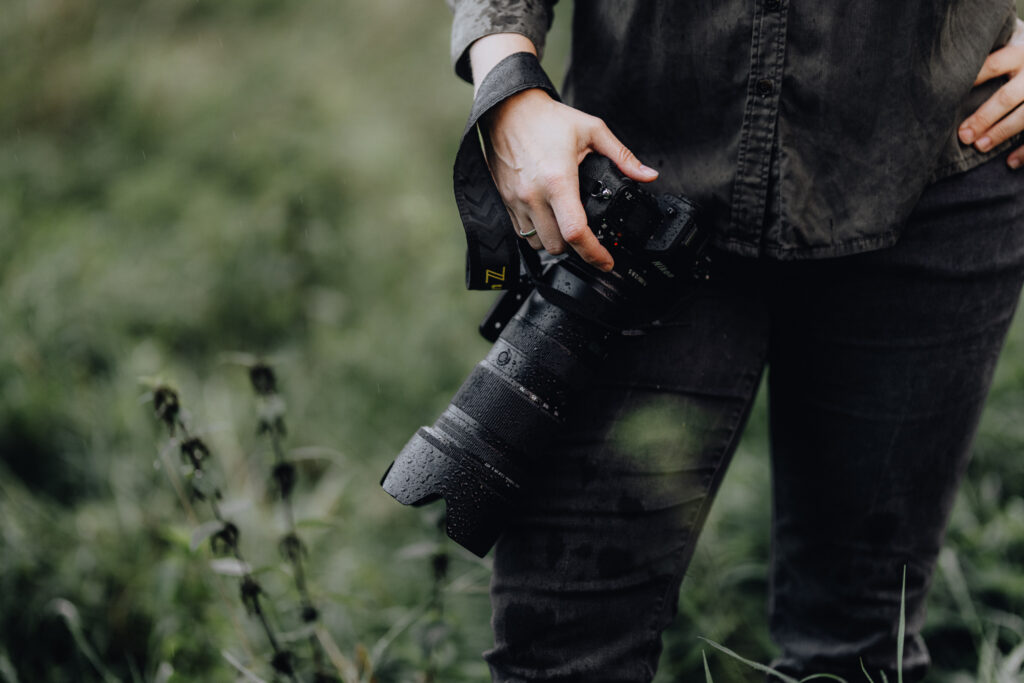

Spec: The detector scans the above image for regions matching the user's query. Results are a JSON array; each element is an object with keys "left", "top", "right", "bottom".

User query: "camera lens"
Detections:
[
  {"left": 381, "top": 154, "right": 709, "bottom": 556},
  {"left": 382, "top": 264, "right": 625, "bottom": 556}
]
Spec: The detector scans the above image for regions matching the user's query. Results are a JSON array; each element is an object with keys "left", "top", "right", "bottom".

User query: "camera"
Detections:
[{"left": 381, "top": 154, "right": 711, "bottom": 556}]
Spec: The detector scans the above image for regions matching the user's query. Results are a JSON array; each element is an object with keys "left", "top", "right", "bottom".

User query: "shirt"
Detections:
[{"left": 447, "top": 0, "right": 1021, "bottom": 260}]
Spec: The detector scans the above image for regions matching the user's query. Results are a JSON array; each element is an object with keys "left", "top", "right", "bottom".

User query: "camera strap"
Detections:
[{"left": 454, "top": 52, "right": 560, "bottom": 290}]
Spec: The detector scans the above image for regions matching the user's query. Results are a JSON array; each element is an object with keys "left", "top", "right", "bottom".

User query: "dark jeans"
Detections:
[{"left": 484, "top": 152, "right": 1024, "bottom": 682}]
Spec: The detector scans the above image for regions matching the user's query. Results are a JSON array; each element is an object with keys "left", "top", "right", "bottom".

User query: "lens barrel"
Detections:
[{"left": 381, "top": 262, "right": 623, "bottom": 556}]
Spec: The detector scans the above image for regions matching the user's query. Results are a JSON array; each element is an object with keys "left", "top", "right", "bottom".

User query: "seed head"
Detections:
[
  {"left": 152, "top": 386, "right": 180, "bottom": 431},
  {"left": 271, "top": 650, "right": 295, "bottom": 676},
  {"left": 249, "top": 362, "right": 277, "bottom": 396},
  {"left": 278, "top": 532, "right": 305, "bottom": 562},
  {"left": 272, "top": 462, "right": 297, "bottom": 499},
  {"left": 239, "top": 576, "right": 262, "bottom": 615},
  {"left": 211, "top": 522, "right": 240, "bottom": 555},
  {"left": 179, "top": 437, "right": 209, "bottom": 470}
]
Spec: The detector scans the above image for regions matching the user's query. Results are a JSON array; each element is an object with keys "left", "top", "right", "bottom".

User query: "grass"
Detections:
[
  {"left": 698, "top": 566, "right": 905, "bottom": 683},
  {"left": 700, "top": 562, "right": 1024, "bottom": 682}
]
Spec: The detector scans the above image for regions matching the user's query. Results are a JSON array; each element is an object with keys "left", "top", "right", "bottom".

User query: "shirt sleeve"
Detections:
[{"left": 447, "top": 0, "right": 558, "bottom": 83}]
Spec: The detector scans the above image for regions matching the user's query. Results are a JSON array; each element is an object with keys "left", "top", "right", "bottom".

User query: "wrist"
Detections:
[
  {"left": 486, "top": 88, "right": 553, "bottom": 128},
  {"left": 469, "top": 33, "right": 538, "bottom": 95}
]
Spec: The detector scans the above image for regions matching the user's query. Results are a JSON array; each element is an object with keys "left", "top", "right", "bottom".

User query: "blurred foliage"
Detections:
[{"left": 1, "top": 1, "right": 1024, "bottom": 681}]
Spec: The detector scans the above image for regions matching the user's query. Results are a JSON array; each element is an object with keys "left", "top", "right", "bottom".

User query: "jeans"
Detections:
[{"left": 483, "top": 151, "right": 1024, "bottom": 682}]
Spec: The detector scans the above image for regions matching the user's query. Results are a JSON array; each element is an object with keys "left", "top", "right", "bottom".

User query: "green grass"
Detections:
[
  {"left": 698, "top": 568, "right": 905, "bottom": 682},
  {"left": 2, "top": 1, "right": 1024, "bottom": 681}
]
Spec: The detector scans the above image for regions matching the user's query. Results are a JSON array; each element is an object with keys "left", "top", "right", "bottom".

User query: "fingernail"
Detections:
[
  {"left": 601, "top": 262, "right": 614, "bottom": 272},
  {"left": 976, "top": 136, "right": 992, "bottom": 151},
  {"left": 639, "top": 164, "right": 659, "bottom": 177},
  {"left": 959, "top": 127, "right": 975, "bottom": 144},
  {"left": 1010, "top": 157, "right": 1021, "bottom": 169}
]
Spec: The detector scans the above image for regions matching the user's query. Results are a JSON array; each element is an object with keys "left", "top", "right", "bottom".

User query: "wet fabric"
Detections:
[
  {"left": 447, "top": 0, "right": 1022, "bottom": 259},
  {"left": 483, "top": 153, "right": 1024, "bottom": 681}
]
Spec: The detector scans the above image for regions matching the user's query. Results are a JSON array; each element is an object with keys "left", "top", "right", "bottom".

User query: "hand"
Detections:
[
  {"left": 468, "top": 33, "right": 657, "bottom": 271},
  {"left": 482, "top": 89, "right": 659, "bottom": 271},
  {"left": 959, "top": 21, "right": 1024, "bottom": 169}
]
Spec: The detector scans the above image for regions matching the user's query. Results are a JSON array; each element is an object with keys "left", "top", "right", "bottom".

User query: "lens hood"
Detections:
[{"left": 382, "top": 425, "right": 520, "bottom": 557}]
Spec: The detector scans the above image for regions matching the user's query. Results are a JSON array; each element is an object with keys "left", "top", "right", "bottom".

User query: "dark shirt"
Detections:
[{"left": 448, "top": 0, "right": 1021, "bottom": 259}]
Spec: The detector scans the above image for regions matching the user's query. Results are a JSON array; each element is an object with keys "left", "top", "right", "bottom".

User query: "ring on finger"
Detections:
[{"left": 517, "top": 227, "right": 538, "bottom": 237}]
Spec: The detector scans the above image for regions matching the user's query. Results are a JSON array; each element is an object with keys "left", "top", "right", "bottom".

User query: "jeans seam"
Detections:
[{"left": 637, "top": 363, "right": 766, "bottom": 679}]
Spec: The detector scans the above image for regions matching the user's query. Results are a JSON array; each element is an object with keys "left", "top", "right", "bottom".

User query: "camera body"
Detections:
[
  {"left": 381, "top": 154, "right": 710, "bottom": 557},
  {"left": 577, "top": 152, "right": 707, "bottom": 299}
]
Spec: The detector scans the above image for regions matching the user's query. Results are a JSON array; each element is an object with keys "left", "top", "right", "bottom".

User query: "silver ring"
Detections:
[{"left": 518, "top": 227, "right": 538, "bottom": 238}]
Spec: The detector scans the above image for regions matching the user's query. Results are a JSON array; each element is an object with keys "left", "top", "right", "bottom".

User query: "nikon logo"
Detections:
[
  {"left": 652, "top": 260, "right": 675, "bottom": 278},
  {"left": 626, "top": 268, "right": 647, "bottom": 286}
]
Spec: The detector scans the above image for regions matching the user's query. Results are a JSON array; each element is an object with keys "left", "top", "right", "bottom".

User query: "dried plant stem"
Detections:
[
  {"left": 155, "top": 439, "right": 259, "bottom": 663},
  {"left": 151, "top": 385, "right": 298, "bottom": 683},
  {"left": 248, "top": 362, "right": 334, "bottom": 681},
  {"left": 176, "top": 417, "right": 299, "bottom": 683}
]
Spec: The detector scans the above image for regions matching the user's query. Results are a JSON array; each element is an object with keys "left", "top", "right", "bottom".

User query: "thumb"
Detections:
[{"left": 588, "top": 121, "right": 659, "bottom": 182}]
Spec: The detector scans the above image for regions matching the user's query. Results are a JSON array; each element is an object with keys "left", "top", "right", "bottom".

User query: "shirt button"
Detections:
[
  {"left": 756, "top": 79, "right": 774, "bottom": 97},
  {"left": 765, "top": 0, "right": 781, "bottom": 9}
]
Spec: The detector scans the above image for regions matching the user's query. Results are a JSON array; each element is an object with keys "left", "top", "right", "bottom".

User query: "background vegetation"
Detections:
[{"left": 2, "top": 1, "right": 1024, "bottom": 681}]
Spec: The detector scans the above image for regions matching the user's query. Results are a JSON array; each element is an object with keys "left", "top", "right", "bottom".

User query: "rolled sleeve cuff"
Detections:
[{"left": 449, "top": 0, "right": 554, "bottom": 83}]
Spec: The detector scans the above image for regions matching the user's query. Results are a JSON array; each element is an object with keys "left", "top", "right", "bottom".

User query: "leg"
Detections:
[
  {"left": 485, "top": 272, "right": 770, "bottom": 682},
  {"left": 766, "top": 153, "right": 1024, "bottom": 680}
]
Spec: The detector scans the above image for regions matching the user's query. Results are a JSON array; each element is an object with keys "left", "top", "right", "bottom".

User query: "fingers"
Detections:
[
  {"left": 507, "top": 206, "right": 542, "bottom": 250},
  {"left": 587, "top": 119, "right": 659, "bottom": 183},
  {"left": 505, "top": 173, "right": 566, "bottom": 255},
  {"left": 484, "top": 90, "right": 651, "bottom": 266},
  {"left": 503, "top": 163, "right": 614, "bottom": 267},
  {"left": 962, "top": 45, "right": 1024, "bottom": 164},
  {"left": 517, "top": 170, "right": 615, "bottom": 269},
  {"left": 959, "top": 75, "right": 1024, "bottom": 149},
  {"left": 548, "top": 178, "right": 614, "bottom": 270},
  {"left": 526, "top": 198, "right": 566, "bottom": 255},
  {"left": 973, "top": 44, "right": 1024, "bottom": 86},
  {"left": 973, "top": 101, "right": 1024, "bottom": 154},
  {"left": 1009, "top": 143, "right": 1024, "bottom": 170}
]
